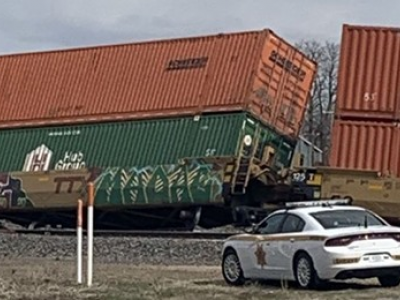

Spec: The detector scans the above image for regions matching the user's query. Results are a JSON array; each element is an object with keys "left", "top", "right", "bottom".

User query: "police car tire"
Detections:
[
  {"left": 294, "top": 253, "right": 321, "bottom": 289},
  {"left": 378, "top": 275, "right": 400, "bottom": 287},
  {"left": 222, "top": 249, "right": 245, "bottom": 286}
]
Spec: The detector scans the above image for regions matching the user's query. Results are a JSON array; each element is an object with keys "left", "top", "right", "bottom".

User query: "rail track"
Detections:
[{"left": 0, "top": 227, "right": 238, "bottom": 240}]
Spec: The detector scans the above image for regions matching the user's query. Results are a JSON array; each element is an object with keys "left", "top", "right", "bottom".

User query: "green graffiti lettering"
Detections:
[
  {"left": 122, "top": 168, "right": 147, "bottom": 205},
  {"left": 94, "top": 169, "right": 116, "bottom": 205},
  {"left": 169, "top": 165, "right": 190, "bottom": 203},
  {"left": 189, "top": 165, "right": 214, "bottom": 203},
  {"left": 146, "top": 167, "right": 169, "bottom": 204},
  {"left": 93, "top": 164, "right": 223, "bottom": 206}
]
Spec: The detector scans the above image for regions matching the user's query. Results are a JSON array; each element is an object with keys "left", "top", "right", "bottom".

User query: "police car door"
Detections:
[
  {"left": 249, "top": 213, "right": 286, "bottom": 279},
  {"left": 276, "top": 213, "right": 306, "bottom": 279}
]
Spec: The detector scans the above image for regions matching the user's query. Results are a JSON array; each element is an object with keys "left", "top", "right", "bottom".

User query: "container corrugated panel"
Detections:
[
  {"left": 0, "top": 29, "right": 316, "bottom": 138},
  {"left": 336, "top": 24, "right": 400, "bottom": 120},
  {"left": 329, "top": 119, "right": 400, "bottom": 176},
  {"left": 0, "top": 112, "right": 295, "bottom": 173},
  {"left": 0, "top": 113, "right": 243, "bottom": 172},
  {"left": 249, "top": 35, "right": 316, "bottom": 137}
]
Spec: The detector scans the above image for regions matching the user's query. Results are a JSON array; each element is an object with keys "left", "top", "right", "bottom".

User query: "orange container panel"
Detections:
[
  {"left": 0, "top": 29, "right": 316, "bottom": 138},
  {"left": 248, "top": 34, "right": 316, "bottom": 136},
  {"left": 336, "top": 24, "right": 400, "bottom": 120},
  {"left": 329, "top": 119, "right": 400, "bottom": 177}
]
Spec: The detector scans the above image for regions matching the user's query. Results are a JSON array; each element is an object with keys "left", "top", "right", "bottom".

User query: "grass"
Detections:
[{"left": 0, "top": 258, "right": 400, "bottom": 299}]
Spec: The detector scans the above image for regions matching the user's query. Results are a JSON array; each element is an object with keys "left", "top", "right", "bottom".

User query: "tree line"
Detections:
[{"left": 296, "top": 40, "right": 340, "bottom": 166}]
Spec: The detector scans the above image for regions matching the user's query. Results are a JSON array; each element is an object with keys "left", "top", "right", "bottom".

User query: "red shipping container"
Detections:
[
  {"left": 329, "top": 119, "right": 400, "bottom": 177},
  {"left": 336, "top": 24, "right": 400, "bottom": 120},
  {"left": 0, "top": 29, "right": 316, "bottom": 138}
]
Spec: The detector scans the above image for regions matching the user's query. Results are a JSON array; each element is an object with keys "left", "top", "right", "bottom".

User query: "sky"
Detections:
[{"left": 0, "top": 0, "right": 399, "bottom": 55}]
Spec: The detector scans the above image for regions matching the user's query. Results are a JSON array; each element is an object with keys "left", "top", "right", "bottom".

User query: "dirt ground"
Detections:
[{"left": 0, "top": 258, "right": 400, "bottom": 300}]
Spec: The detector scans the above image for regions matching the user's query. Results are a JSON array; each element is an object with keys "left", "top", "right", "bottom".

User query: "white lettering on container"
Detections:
[
  {"left": 23, "top": 144, "right": 53, "bottom": 172},
  {"left": 55, "top": 151, "right": 86, "bottom": 170}
]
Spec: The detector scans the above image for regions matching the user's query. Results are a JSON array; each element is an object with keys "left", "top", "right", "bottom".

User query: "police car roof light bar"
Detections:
[{"left": 284, "top": 199, "right": 352, "bottom": 208}]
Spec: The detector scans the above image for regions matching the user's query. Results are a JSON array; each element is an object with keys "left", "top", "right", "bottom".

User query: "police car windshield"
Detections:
[{"left": 310, "top": 209, "right": 386, "bottom": 229}]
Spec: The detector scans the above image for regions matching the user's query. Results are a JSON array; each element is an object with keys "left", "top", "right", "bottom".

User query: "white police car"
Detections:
[{"left": 221, "top": 199, "right": 400, "bottom": 289}]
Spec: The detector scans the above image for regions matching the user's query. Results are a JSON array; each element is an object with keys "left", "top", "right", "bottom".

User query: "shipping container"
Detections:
[
  {"left": 0, "top": 112, "right": 295, "bottom": 173},
  {"left": 336, "top": 24, "right": 400, "bottom": 120},
  {"left": 329, "top": 119, "right": 400, "bottom": 176},
  {"left": 0, "top": 29, "right": 316, "bottom": 137}
]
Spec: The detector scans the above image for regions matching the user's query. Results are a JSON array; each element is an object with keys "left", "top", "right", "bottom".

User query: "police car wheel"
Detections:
[
  {"left": 222, "top": 249, "right": 245, "bottom": 286},
  {"left": 294, "top": 253, "right": 320, "bottom": 289}
]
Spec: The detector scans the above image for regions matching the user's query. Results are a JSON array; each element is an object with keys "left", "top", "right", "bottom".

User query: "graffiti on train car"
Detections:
[
  {"left": 0, "top": 169, "right": 98, "bottom": 209},
  {"left": 0, "top": 173, "right": 33, "bottom": 208},
  {"left": 94, "top": 162, "right": 224, "bottom": 206},
  {"left": 0, "top": 161, "right": 225, "bottom": 209}
]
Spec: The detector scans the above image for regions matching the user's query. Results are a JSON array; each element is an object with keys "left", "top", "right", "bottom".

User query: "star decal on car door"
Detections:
[{"left": 254, "top": 243, "right": 267, "bottom": 267}]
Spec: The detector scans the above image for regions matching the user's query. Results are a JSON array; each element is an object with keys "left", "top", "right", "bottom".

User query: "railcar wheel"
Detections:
[{"left": 222, "top": 249, "right": 245, "bottom": 286}]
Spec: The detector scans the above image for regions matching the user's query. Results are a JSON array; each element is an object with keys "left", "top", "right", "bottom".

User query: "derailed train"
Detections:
[
  {"left": 0, "top": 112, "right": 303, "bottom": 229},
  {"left": 3, "top": 146, "right": 400, "bottom": 229},
  {"left": 0, "top": 113, "right": 399, "bottom": 229},
  {"left": 3, "top": 24, "right": 400, "bottom": 230},
  {"left": 0, "top": 28, "right": 319, "bottom": 230}
]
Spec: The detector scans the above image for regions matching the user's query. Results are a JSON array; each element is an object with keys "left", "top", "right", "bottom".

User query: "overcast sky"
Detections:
[{"left": 0, "top": 0, "right": 399, "bottom": 55}]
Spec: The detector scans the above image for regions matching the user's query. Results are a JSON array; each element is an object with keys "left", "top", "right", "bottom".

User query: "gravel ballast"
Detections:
[{"left": 0, "top": 234, "right": 224, "bottom": 266}]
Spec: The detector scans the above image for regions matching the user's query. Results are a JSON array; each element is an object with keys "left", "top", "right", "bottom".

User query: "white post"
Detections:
[
  {"left": 87, "top": 182, "right": 94, "bottom": 287},
  {"left": 77, "top": 199, "right": 83, "bottom": 284}
]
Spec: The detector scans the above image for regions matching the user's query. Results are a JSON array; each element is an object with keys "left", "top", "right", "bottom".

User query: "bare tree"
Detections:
[{"left": 296, "top": 40, "right": 340, "bottom": 165}]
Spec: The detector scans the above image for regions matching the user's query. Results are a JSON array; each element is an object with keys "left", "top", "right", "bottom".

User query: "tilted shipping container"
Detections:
[
  {"left": 329, "top": 119, "right": 400, "bottom": 176},
  {"left": 0, "top": 112, "right": 295, "bottom": 173},
  {"left": 0, "top": 29, "right": 316, "bottom": 138},
  {"left": 336, "top": 24, "right": 400, "bottom": 120}
]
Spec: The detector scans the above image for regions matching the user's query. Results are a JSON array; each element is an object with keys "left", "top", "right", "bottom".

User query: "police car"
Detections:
[{"left": 221, "top": 199, "right": 400, "bottom": 289}]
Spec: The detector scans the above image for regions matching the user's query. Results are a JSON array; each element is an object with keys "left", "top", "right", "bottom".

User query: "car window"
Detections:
[
  {"left": 257, "top": 213, "right": 286, "bottom": 234},
  {"left": 310, "top": 209, "right": 386, "bottom": 229},
  {"left": 281, "top": 214, "right": 305, "bottom": 233}
]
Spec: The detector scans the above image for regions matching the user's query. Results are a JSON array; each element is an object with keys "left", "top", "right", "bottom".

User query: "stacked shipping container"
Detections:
[
  {"left": 0, "top": 29, "right": 317, "bottom": 173},
  {"left": 330, "top": 120, "right": 400, "bottom": 176},
  {"left": 330, "top": 24, "right": 400, "bottom": 177},
  {"left": 0, "top": 112, "right": 295, "bottom": 173},
  {"left": 0, "top": 29, "right": 316, "bottom": 137},
  {"left": 335, "top": 24, "right": 400, "bottom": 120}
]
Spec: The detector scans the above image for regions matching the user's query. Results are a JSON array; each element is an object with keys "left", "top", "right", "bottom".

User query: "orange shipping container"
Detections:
[
  {"left": 0, "top": 29, "right": 316, "bottom": 138},
  {"left": 336, "top": 24, "right": 400, "bottom": 120},
  {"left": 329, "top": 119, "right": 400, "bottom": 177}
]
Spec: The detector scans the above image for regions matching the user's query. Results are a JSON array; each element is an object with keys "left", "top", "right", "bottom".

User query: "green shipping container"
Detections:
[{"left": 0, "top": 112, "right": 295, "bottom": 173}]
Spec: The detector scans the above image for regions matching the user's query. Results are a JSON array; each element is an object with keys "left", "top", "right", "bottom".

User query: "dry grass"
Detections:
[{"left": 0, "top": 258, "right": 399, "bottom": 299}]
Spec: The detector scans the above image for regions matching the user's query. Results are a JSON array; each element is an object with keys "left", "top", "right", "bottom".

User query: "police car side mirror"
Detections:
[
  {"left": 244, "top": 224, "right": 258, "bottom": 234},
  {"left": 244, "top": 226, "right": 253, "bottom": 233}
]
